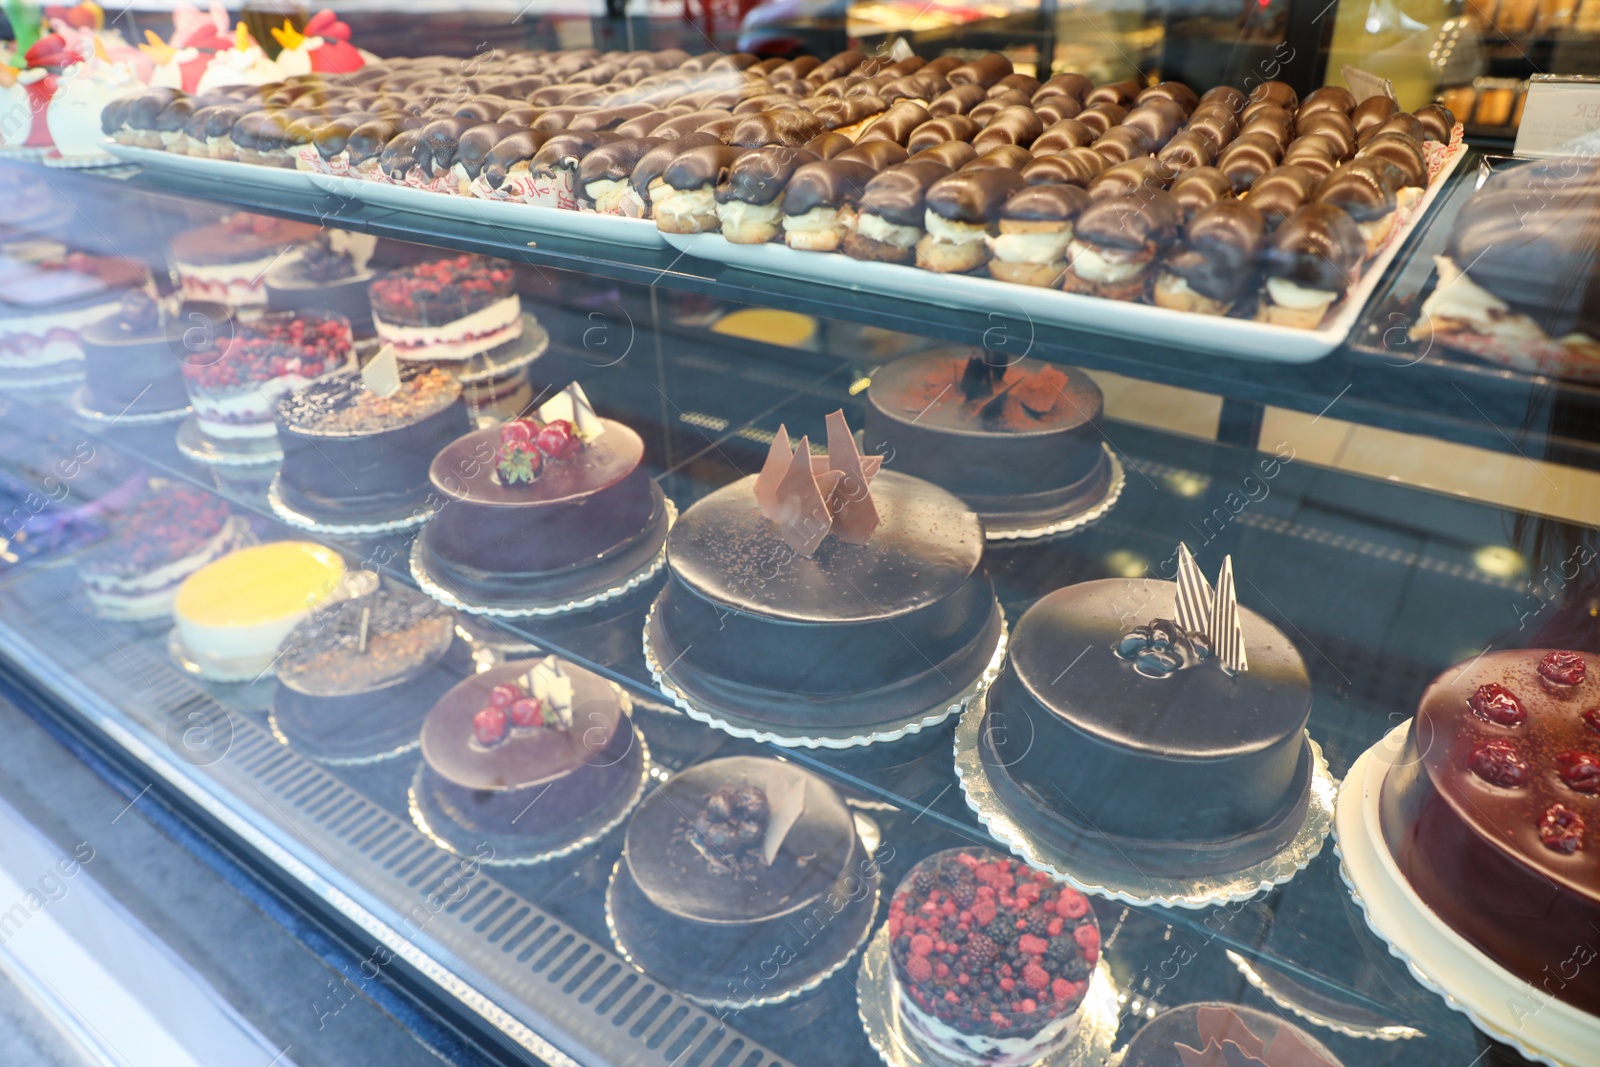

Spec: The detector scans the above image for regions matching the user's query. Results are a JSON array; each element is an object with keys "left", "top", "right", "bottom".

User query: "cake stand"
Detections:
[
  {"left": 69, "top": 385, "right": 190, "bottom": 426},
  {"left": 982, "top": 446, "right": 1126, "bottom": 543},
  {"left": 175, "top": 414, "right": 284, "bottom": 467},
  {"left": 266, "top": 472, "right": 435, "bottom": 536},
  {"left": 953, "top": 690, "right": 1335, "bottom": 908},
  {"left": 857, "top": 926, "right": 1121, "bottom": 1067},
  {"left": 1335, "top": 724, "right": 1599, "bottom": 1067}
]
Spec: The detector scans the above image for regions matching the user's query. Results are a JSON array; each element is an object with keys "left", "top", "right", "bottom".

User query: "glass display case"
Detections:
[{"left": 0, "top": 2, "right": 1598, "bottom": 1067}]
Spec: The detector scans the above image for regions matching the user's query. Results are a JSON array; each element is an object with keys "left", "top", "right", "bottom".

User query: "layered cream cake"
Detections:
[{"left": 368, "top": 255, "right": 522, "bottom": 362}]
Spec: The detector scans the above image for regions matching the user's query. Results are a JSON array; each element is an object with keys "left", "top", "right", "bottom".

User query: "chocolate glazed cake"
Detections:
[
  {"left": 862, "top": 350, "right": 1113, "bottom": 536},
  {"left": 980, "top": 568, "right": 1314, "bottom": 879},
  {"left": 80, "top": 293, "right": 214, "bottom": 417},
  {"left": 1379, "top": 649, "right": 1600, "bottom": 1015}
]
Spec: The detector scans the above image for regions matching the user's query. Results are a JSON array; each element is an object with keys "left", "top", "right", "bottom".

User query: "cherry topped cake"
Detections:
[
  {"left": 887, "top": 847, "right": 1101, "bottom": 1067},
  {"left": 1379, "top": 648, "right": 1600, "bottom": 1014},
  {"left": 862, "top": 350, "right": 1114, "bottom": 536},
  {"left": 369, "top": 255, "right": 523, "bottom": 362}
]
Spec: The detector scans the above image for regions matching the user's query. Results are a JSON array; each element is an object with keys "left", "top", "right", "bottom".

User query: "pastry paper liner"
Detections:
[
  {"left": 857, "top": 925, "right": 1121, "bottom": 1067},
  {"left": 267, "top": 472, "right": 434, "bottom": 535},
  {"left": 175, "top": 413, "right": 284, "bottom": 467},
  {"left": 70, "top": 385, "right": 191, "bottom": 425},
  {"left": 953, "top": 690, "right": 1334, "bottom": 908},
  {"left": 984, "top": 446, "right": 1125, "bottom": 543},
  {"left": 643, "top": 598, "right": 1008, "bottom": 749}
]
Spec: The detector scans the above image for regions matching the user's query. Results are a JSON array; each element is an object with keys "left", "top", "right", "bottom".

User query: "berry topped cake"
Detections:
[
  {"left": 0, "top": 251, "right": 144, "bottom": 381},
  {"left": 1379, "top": 648, "right": 1600, "bottom": 1014},
  {"left": 78, "top": 482, "right": 249, "bottom": 621},
  {"left": 369, "top": 255, "right": 523, "bottom": 362},
  {"left": 862, "top": 350, "right": 1114, "bottom": 536},
  {"left": 183, "top": 311, "right": 353, "bottom": 443},
  {"left": 265, "top": 231, "right": 378, "bottom": 338},
  {"left": 169, "top": 213, "right": 319, "bottom": 307},
  {"left": 1119, "top": 1003, "right": 1345, "bottom": 1067},
  {"left": 80, "top": 291, "right": 201, "bottom": 417},
  {"left": 887, "top": 847, "right": 1100, "bottom": 1066}
]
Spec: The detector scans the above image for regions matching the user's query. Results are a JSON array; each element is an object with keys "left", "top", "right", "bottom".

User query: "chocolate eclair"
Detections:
[
  {"left": 1020, "top": 147, "right": 1108, "bottom": 187},
  {"left": 808, "top": 94, "right": 888, "bottom": 134},
  {"left": 1256, "top": 203, "right": 1364, "bottom": 327},
  {"left": 1239, "top": 107, "right": 1295, "bottom": 153},
  {"left": 730, "top": 108, "right": 828, "bottom": 148},
  {"left": 1090, "top": 125, "right": 1154, "bottom": 163},
  {"left": 1218, "top": 131, "right": 1283, "bottom": 192},
  {"left": 782, "top": 158, "right": 875, "bottom": 251},
  {"left": 972, "top": 106, "right": 1045, "bottom": 151},
  {"left": 834, "top": 140, "right": 909, "bottom": 170},
  {"left": 1034, "top": 73, "right": 1093, "bottom": 105},
  {"left": 1299, "top": 86, "right": 1356, "bottom": 118},
  {"left": 1199, "top": 85, "right": 1248, "bottom": 117},
  {"left": 1085, "top": 80, "right": 1141, "bottom": 108},
  {"left": 528, "top": 130, "right": 623, "bottom": 204},
  {"left": 1157, "top": 129, "right": 1217, "bottom": 171},
  {"left": 803, "top": 130, "right": 855, "bottom": 158},
  {"left": 913, "top": 140, "right": 979, "bottom": 169},
  {"left": 151, "top": 96, "right": 202, "bottom": 155},
  {"left": 1415, "top": 103, "right": 1456, "bottom": 142},
  {"left": 1295, "top": 111, "right": 1356, "bottom": 159},
  {"left": 1351, "top": 95, "right": 1400, "bottom": 136},
  {"left": 928, "top": 83, "right": 989, "bottom": 117},
  {"left": 908, "top": 115, "right": 981, "bottom": 153},
  {"left": 992, "top": 73, "right": 1042, "bottom": 98},
  {"left": 414, "top": 116, "right": 480, "bottom": 181},
  {"left": 1183, "top": 103, "right": 1241, "bottom": 152},
  {"left": 102, "top": 88, "right": 172, "bottom": 146},
  {"left": 1243, "top": 164, "right": 1318, "bottom": 227},
  {"left": 1314, "top": 157, "right": 1415, "bottom": 254},
  {"left": 858, "top": 100, "right": 933, "bottom": 145},
  {"left": 1031, "top": 118, "right": 1096, "bottom": 155},
  {"left": 1088, "top": 157, "right": 1174, "bottom": 200},
  {"left": 713, "top": 145, "right": 819, "bottom": 242},
  {"left": 988, "top": 183, "right": 1090, "bottom": 286},
  {"left": 1034, "top": 95, "right": 1084, "bottom": 124},
  {"left": 1247, "top": 80, "right": 1299, "bottom": 113},
  {"left": 969, "top": 91, "right": 1033, "bottom": 126},
  {"left": 963, "top": 145, "right": 1034, "bottom": 172},
  {"left": 448, "top": 122, "right": 527, "bottom": 191},
  {"left": 917, "top": 168, "right": 1026, "bottom": 272},
  {"left": 1355, "top": 132, "right": 1427, "bottom": 188},
  {"left": 845, "top": 158, "right": 953, "bottom": 263},
  {"left": 187, "top": 102, "right": 261, "bottom": 159},
  {"left": 1154, "top": 199, "right": 1267, "bottom": 314},
  {"left": 478, "top": 129, "right": 555, "bottom": 194},
  {"left": 947, "top": 53, "right": 1013, "bottom": 89},
  {"left": 1062, "top": 190, "right": 1181, "bottom": 300},
  {"left": 1122, "top": 97, "right": 1187, "bottom": 149},
  {"left": 1137, "top": 81, "right": 1200, "bottom": 115},
  {"left": 651, "top": 109, "right": 736, "bottom": 140},
  {"left": 376, "top": 127, "right": 426, "bottom": 183},
  {"left": 1170, "top": 166, "right": 1235, "bottom": 220},
  {"left": 1076, "top": 102, "right": 1128, "bottom": 137},
  {"left": 1280, "top": 141, "right": 1336, "bottom": 181},
  {"left": 613, "top": 109, "right": 681, "bottom": 138},
  {"left": 657, "top": 143, "right": 749, "bottom": 233},
  {"left": 346, "top": 115, "right": 422, "bottom": 177},
  {"left": 1361, "top": 111, "right": 1425, "bottom": 146},
  {"left": 880, "top": 72, "right": 950, "bottom": 103},
  {"left": 579, "top": 136, "right": 668, "bottom": 212}
]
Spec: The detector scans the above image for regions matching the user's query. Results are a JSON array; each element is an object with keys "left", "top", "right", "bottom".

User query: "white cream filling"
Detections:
[
  {"left": 618, "top": 186, "right": 650, "bottom": 218},
  {"left": 855, "top": 212, "right": 920, "bottom": 249},
  {"left": 894, "top": 982, "right": 1082, "bottom": 1067},
  {"left": 717, "top": 198, "right": 782, "bottom": 235},
  {"left": 1067, "top": 240, "right": 1147, "bottom": 284},
  {"left": 989, "top": 228, "right": 1072, "bottom": 265},
  {"left": 1418, "top": 255, "right": 1550, "bottom": 343},
  {"left": 783, "top": 205, "right": 843, "bottom": 234},
  {"left": 585, "top": 178, "right": 631, "bottom": 214},
  {"left": 655, "top": 187, "right": 718, "bottom": 227},
  {"left": 0, "top": 298, "right": 120, "bottom": 342},
  {"left": 373, "top": 294, "right": 523, "bottom": 362},
  {"left": 1265, "top": 276, "right": 1337, "bottom": 310},
  {"left": 191, "top": 375, "right": 314, "bottom": 438},
  {"left": 924, "top": 211, "right": 989, "bottom": 246}
]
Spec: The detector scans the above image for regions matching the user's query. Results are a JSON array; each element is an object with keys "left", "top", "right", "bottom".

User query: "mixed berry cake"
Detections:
[
  {"left": 265, "top": 231, "right": 379, "bottom": 338},
  {"left": 272, "top": 585, "right": 470, "bottom": 763},
  {"left": 610, "top": 756, "right": 875, "bottom": 1004},
  {"left": 887, "top": 847, "right": 1100, "bottom": 1066},
  {"left": 369, "top": 255, "right": 523, "bottom": 362},
  {"left": 183, "top": 311, "right": 353, "bottom": 444},
  {"left": 862, "top": 351, "right": 1113, "bottom": 534},
  {"left": 78, "top": 483, "right": 248, "bottom": 621},
  {"left": 274, "top": 365, "right": 469, "bottom": 524},
  {"left": 80, "top": 291, "right": 207, "bottom": 417},
  {"left": 1119, "top": 1003, "right": 1344, "bottom": 1067},
  {"left": 415, "top": 656, "right": 643, "bottom": 852},
  {"left": 0, "top": 252, "right": 144, "bottom": 380},
  {"left": 169, "top": 213, "right": 319, "bottom": 307},
  {"left": 1379, "top": 648, "right": 1600, "bottom": 1014}
]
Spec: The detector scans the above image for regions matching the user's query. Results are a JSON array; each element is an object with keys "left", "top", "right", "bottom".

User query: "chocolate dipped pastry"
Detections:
[
  {"left": 1157, "top": 129, "right": 1218, "bottom": 171},
  {"left": 648, "top": 108, "right": 735, "bottom": 140},
  {"left": 1314, "top": 157, "right": 1414, "bottom": 254},
  {"left": 963, "top": 145, "right": 1034, "bottom": 172},
  {"left": 526, "top": 130, "right": 622, "bottom": 203},
  {"left": 845, "top": 159, "right": 953, "bottom": 264},
  {"left": 1034, "top": 72, "right": 1093, "bottom": 104},
  {"left": 1361, "top": 112, "right": 1425, "bottom": 146},
  {"left": 1299, "top": 86, "right": 1357, "bottom": 118},
  {"left": 1256, "top": 203, "right": 1364, "bottom": 328},
  {"left": 415, "top": 656, "right": 643, "bottom": 849},
  {"left": 1021, "top": 147, "right": 1109, "bottom": 187},
  {"left": 1154, "top": 199, "right": 1267, "bottom": 314},
  {"left": 1138, "top": 81, "right": 1200, "bottom": 115},
  {"left": 857, "top": 100, "right": 932, "bottom": 145},
  {"left": 803, "top": 130, "right": 855, "bottom": 158},
  {"left": 1351, "top": 94, "right": 1400, "bottom": 136},
  {"left": 1242, "top": 164, "right": 1318, "bottom": 228},
  {"left": 1281, "top": 137, "right": 1338, "bottom": 180},
  {"left": 1415, "top": 102, "right": 1456, "bottom": 142},
  {"left": 1183, "top": 104, "right": 1241, "bottom": 154},
  {"left": 1063, "top": 190, "right": 1181, "bottom": 301},
  {"left": 807, "top": 94, "right": 888, "bottom": 134},
  {"left": 971, "top": 106, "right": 1045, "bottom": 152},
  {"left": 1378, "top": 649, "right": 1600, "bottom": 1015},
  {"left": 576, "top": 137, "right": 667, "bottom": 212},
  {"left": 104, "top": 87, "right": 182, "bottom": 147},
  {"left": 1031, "top": 118, "right": 1096, "bottom": 155},
  {"left": 1249, "top": 80, "right": 1299, "bottom": 113},
  {"left": 1090, "top": 124, "right": 1155, "bottom": 163},
  {"left": 477, "top": 129, "right": 553, "bottom": 194},
  {"left": 928, "top": 83, "right": 989, "bottom": 117},
  {"left": 914, "top": 140, "right": 978, "bottom": 169},
  {"left": 1199, "top": 85, "right": 1248, "bottom": 116},
  {"left": 988, "top": 183, "right": 1090, "bottom": 287},
  {"left": 1170, "top": 166, "right": 1234, "bottom": 220},
  {"left": 80, "top": 293, "right": 200, "bottom": 417},
  {"left": 273, "top": 585, "right": 471, "bottom": 764},
  {"left": 907, "top": 115, "right": 981, "bottom": 153},
  {"left": 918, "top": 168, "right": 1026, "bottom": 272},
  {"left": 346, "top": 116, "right": 421, "bottom": 177},
  {"left": 730, "top": 107, "right": 828, "bottom": 147},
  {"left": 1296, "top": 111, "right": 1357, "bottom": 158},
  {"left": 714, "top": 145, "right": 819, "bottom": 243},
  {"left": 863, "top": 351, "right": 1113, "bottom": 532},
  {"left": 1075, "top": 102, "right": 1128, "bottom": 137},
  {"left": 1087, "top": 157, "right": 1173, "bottom": 200},
  {"left": 656, "top": 143, "right": 748, "bottom": 233},
  {"left": 1355, "top": 132, "right": 1427, "bottom": 188},
  {"left": 1218, "top": 131, "right": 1282, "bottom": 192},
  {"left": 947, "top": 53, "right": 1013, "bottom": 89},
  {"left": 880, "top": 72, "right": 949, "bottom": 103},
  {"left": 442, "top": 122, "right": 525, "bottom": 192},
  {"left": 1120, "top": 1003, "right": 1346, "bottom": 1067},
  {"left": 1239, "top": 106, "right": 1295, "bottom": 153},
  {"left": 1085, "top": 79, "right": 1140, "bottom": 108},
  {"left": 621, "top": 131, "right": 719, "bottom": 218},
  {"left": 414, "top": 115, "right": 479, "bottom": 181},
  {"left": 968, "top": 91, "right": 1034, "bottom": 126},
  {"left": 979, "top": 555, "right": 1317, "bottom": 880},
  {"left": 992, "top": 73, "right": 1042, "bottom": 98},
  {"left": 646, "top": 411, "right": 1003, "bottom": 739},
  {"left": 782, "top": 157, "right": 875, "bottom": 251},
  {"left": 1122, "top": 97, "right": 1187, "bottom": 149},
  {"left": 1034, "top": 94, "right": 1084, "bottom": 125},
  {"left": 265, "top": 232, "right": 378, "bottom": 337},
  {"left": 834, "top": 140, "right": 909, "bottom": 170}
]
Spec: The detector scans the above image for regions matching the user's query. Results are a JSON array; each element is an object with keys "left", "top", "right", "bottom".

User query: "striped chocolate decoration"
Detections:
[
  {"left": 1209, "top": 556, "right": 1249, "bottom": 674},
  {"left": 1175, "top": 543, "right": 1214, "bottom": 637}
]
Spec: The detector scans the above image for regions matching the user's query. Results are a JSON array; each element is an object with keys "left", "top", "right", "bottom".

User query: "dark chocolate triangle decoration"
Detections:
[
  {"left": 753, "top": 424, "right": 792, "bottom": 521},
  {"left": 824, "top": 408, "right": 879, "bottom": 544},
  {"left": 771, "top": 435, "right": 835, "bottom": 556}
]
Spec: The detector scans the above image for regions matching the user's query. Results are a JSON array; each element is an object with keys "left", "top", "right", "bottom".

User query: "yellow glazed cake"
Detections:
[{"left": 174, "top": 541, "right": 347, "bottom": 680}]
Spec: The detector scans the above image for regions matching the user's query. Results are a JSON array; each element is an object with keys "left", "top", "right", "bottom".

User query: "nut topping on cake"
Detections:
[
  {"left": 1469, "top": 682, "right": 1526, "bottom": 726},
  {"left": 1540, "top": 651, "right": 1587, "bottom": 688}
]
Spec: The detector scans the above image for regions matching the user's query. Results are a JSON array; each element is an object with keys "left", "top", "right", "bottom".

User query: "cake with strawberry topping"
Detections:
[
  {"left": 416, "top": 384, "right": 671, "bottom": 610},
  {"left": 182, "top": 310, "right": 353, "bottom": 442},
  {"left": 887, "top": 847, "right": 1100, "bottom": 1067},
  {"left": 78, "top": 481, "right": 249, "bottom": 621},
  {"left": 414, "top": 656, "right": 643, "bottom": 852},
  {"left": 169, "top": 213, "right": 318, "bottom": 307},
  {"left": 1379, "top": 648, "right": 1600, "bottom": 1015},
  {"left": 369, "top": 255, "right": 523, "bottom": 363}
]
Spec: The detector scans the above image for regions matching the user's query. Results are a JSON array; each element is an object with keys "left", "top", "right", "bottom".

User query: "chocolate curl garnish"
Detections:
[
  {"left": 1175, "top": 542, "right": 1214, "bottom": 637},
  {"left": 959, "top": 350, "right": 1005, "bottom": 400},
  {"left": 823, "top": 408, "right": 879, "bottom": 544},
  {"left": 1211, "top": 556, "right": 1248, "bottom": 674}
]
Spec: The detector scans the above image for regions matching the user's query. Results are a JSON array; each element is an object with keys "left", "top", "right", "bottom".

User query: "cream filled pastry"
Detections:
[{"left": 918, "top": 168, "right": 1026, "bottom": 273}]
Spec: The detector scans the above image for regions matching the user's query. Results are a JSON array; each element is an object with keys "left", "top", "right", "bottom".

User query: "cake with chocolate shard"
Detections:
[
  {"left": 979, "top": 545, "right": 1317, "bottom": 879},
  {"left": 862, "top": 350, "right": 1114, "bottom": 536},
  {"left": 1120, "top": 1003, "right": 1344, "bottom": 1067},
  {"left": 887, "top": 847, "right": 1100, "bottom": 1066},
  {"left": 647, "top": 409, "right": 1003, "bottom": 742},
  {"left": 1379, "top": 648, "right": 1600, "bottom": 1014},
  {"left": 369, "top": 255, "right": 522, "bottom": 362}
]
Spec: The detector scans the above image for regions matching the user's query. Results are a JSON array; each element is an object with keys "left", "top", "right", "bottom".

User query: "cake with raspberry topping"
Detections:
[
  {"left": 887, "top": 847, "right": 1100, "bottom": 1066},
  {"left": 272, "top": 585, "right": 470, "bottom": 763},
  {"left": 81, "top": 292, "right": 208, "bottom": 416},
  {"left": 1120, "top": 1002, "right": 1344, "bottom": 1066},
  {"left": 265, "top": 231, "right": 378, "bottom": 337},
  {"left": 274, "top": 365, "right": 469, "bottom": 524},
  {"left": 183, "top": 311, "right": 353, "bottom": 442},
  {"left": 78, "top": 482, "right": 249, "bottom": 621},
  {"left": 369, "top": 255, "right": 523, "bottom": 362},
  {"left": 862, "top": 350, "right": 1114, "bottom": 535},
  {"left": 414, "top": 656, "right": 643, "bottom": 850},
  {"left": 1379, "top": 648, "right": 1600, "bottom": 1015},
  {"left": 169, "top": 213, "right": 319, "bottom": 307}
]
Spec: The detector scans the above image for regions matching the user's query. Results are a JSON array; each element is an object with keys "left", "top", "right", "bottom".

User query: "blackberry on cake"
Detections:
[
  {"left": 183, "top": 311, "right": 353, "bottom": 444},
  {"left": 369, "top": 255, "right": 523, "bottom": 362},
  {"left": 169, "top": 213, "right": 319, "bottom": 307}
]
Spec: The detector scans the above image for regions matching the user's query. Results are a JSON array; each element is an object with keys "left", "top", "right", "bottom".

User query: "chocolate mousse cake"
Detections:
[
  {"left": 979, "top": 549, "right": 1315, "bottom": 879},
  {"left": 272, "top": 585, "right": 471, "bottom": 763},
  {"left": 1120, "top": 1003, "right": 1345, "bottom": 1066},
  {"left": 170, "top": 213, "right": 319, "bottom": 307},
  {"left": 646, "top": 410, "right": 1003, "bottom": 744},
  {"left": 369, "top": 255, "right": 523, "bottom": 362},
  {"left": 608, "top": 756, "right": 877, "bottom": 1006},
  {"left": 413, "top": 656, "right": 645, "bottom": 858},
  {"left": 265, "top": 232, "right": 378, "bottom": 338},
  {"left": 862, "top": 350, "right": 1114, "bottom": 537},
  {"left": 416, "top": 385, "right": 671, "bottom": 611},
  {"left": 81, "top": 292, "right": 207, "bottom": 417},
  {"left": 274, "top": 365, "right": 470, "bottom": 526},
  {"left": 1379, "top": 648, "right": 1600, "bottom": 1015},
  {"left": 886, "top": 847, "right": 1101, "bottom": 1066}
]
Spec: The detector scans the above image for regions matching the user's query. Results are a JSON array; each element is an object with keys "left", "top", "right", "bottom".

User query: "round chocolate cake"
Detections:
[
  {"left": 80, "top": 293, "right": 212, "bottom": 417},
  {"left": 1379, "top": 648, "right": 1600, "bottom": 1015},
  {"left": 415, "top": 656, "right": 644, "bottom": 853},
  {"left": 274, "top": 365, "right": 470, "bottom": 525},
  {"left": 265, "top": 232, "right": 378, "bottom": 338},
  {"left": 609, "top": 756, "right": 875, "bottom": 1004},
  {"left": 1120, "top": 1002, "right": 1344, "bottom": 1066},
  {"left": 417, "top": 418, "right": 670, "bottom": 609},
  {"left": 980, "top": 576, "right": 1314, "bottom": 878},
  {"left": 272, "top": 586, "right": 471, "bottom": 764},
  {"left": 647, "top": 469, "right": 1002, "bottom": 739},
  {"left": 862, "top": 351, "right": 1113, "bottom": 535}
]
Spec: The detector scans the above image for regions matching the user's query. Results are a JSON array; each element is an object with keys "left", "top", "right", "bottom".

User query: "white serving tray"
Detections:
[
  {"left": 662, "top": 143, "right": 1468, "bottom": 363},
  {"left": 101, "top": 141, "right": 321, "bottom": 195}
]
